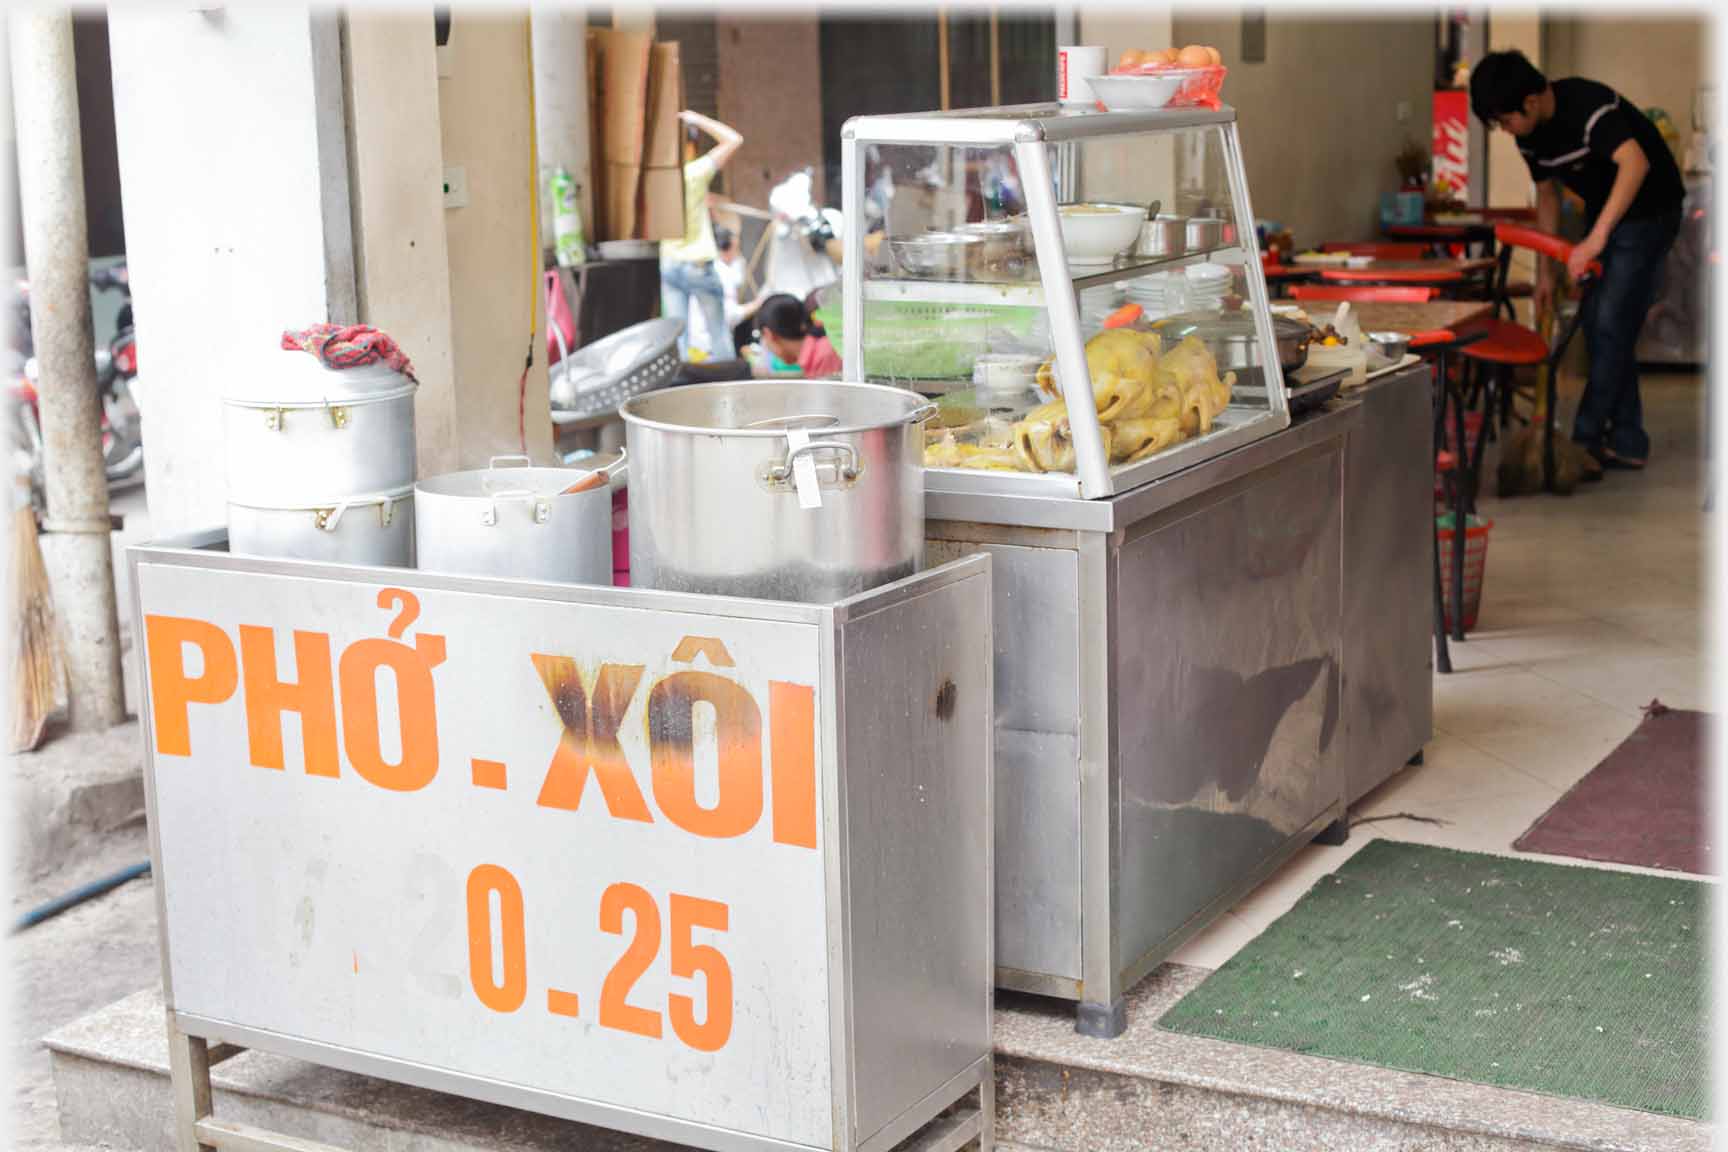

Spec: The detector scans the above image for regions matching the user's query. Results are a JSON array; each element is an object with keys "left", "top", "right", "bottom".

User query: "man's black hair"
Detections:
[
  {"left": 714, "top": 226, "right": 736, "bottom": 252},
  {"left": 757, "top": 294, "right": 810, "bottom": 340},
  {"left": 1470, "top": 50, "right": 1548, "bottom": 125}
]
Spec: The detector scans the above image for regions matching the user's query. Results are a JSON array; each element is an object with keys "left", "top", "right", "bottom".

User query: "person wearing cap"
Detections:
[{"left": 1470, "top": 50, "right": 1684, "bottom": 471}]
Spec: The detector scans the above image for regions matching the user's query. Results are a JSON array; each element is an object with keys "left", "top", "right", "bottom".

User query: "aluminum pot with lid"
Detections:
[
  {"left": 621, "top": 381, "right": 936, "bottom": 603},
  {"left": 1155, "top": 310, "right": 1312, "bottom": 376}
]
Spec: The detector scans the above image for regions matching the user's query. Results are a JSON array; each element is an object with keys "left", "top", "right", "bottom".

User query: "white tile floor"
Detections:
[{"left": 1170, "top": 372, "right": 1711, "bottom": 971}]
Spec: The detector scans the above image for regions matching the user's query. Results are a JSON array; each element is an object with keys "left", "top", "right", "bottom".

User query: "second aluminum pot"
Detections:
[
  {"left": 414, "top": 455, "right": 617, "bottom": 585},
  {"left": 621, "top": 381, "right": 936, "bottom": 603},
  {"left": 227, "top": 485, "right": 414, "bottom": 567}
]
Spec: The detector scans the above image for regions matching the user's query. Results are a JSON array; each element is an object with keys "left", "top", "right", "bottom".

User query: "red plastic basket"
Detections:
[
  {"left": 611, "top": 488, "right": 630, "bottom": 588},
  {"left": 1437, "top": 514, "right": 1492, "bottom": 633}
]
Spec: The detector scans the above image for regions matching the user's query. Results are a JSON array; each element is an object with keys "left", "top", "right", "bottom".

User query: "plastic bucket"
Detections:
[{"left": 1437, "top": 513, "right": 1493, "bottom": 633}]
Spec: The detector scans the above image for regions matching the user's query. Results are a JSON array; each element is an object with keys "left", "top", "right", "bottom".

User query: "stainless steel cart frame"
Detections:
[
  {"left": 130, "top": 535, "right": 995, "bottom": 1152},
  {"left": 840, "top": 103, "right": 1290, "bottom": 502}
]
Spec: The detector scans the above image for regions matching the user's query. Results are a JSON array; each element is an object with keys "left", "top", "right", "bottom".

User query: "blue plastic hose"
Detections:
[{"left": 12, "top": 860, "right": 151, "bottom": 934}]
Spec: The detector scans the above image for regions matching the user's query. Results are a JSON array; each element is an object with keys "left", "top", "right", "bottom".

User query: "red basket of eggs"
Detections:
[{"left": 1091, "top": 45, "right": 1227, "bottom": 111}]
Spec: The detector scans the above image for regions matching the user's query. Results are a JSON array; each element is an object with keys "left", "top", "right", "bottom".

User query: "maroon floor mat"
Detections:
[{"left": 1514, "top": 707, "right": 1714, "bottom": 875}]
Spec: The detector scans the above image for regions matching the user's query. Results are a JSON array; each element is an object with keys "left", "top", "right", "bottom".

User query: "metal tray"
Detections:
[
  {"left": 1286, "top": 367, "right": 1346, "bottom": 417},
  {"left": 549, "top": 316, "right": 683, "bottom": 423}
]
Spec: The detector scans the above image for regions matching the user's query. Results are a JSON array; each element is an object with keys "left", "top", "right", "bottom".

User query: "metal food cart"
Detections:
[
  {"left": 840, "top": 102, "right": 1354, "bottom": 1037},
  {"left": 130, "top": 536, "right": 995, "bottom": 1152}
]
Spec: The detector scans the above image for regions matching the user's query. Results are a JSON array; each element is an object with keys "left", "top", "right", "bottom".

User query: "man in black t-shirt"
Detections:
[{"left": 1472, "top": 50, "right": 1684, "bottom": 469}]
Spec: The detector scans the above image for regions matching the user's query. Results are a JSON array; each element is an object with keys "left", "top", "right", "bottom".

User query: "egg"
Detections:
[
  {"left": 1148, "top": 47, "right": 1179, "bottom": 67},
  {"left": 1117, "top": 49, "right": 1146, "bottom": 71},
  {"left": 1205, "top": 46, "right": 1223, "bottom": 67},
  {"left": 1177, "top": 44, "right": 1212, "bottom": 68}
]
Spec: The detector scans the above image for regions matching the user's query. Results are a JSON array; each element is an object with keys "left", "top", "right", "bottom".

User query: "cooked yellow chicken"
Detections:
[{"left": 926, "top": 328, "right": 1236, "bottom": 473}]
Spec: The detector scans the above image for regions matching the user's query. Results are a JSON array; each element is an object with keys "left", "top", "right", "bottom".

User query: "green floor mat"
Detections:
[{"left": 1158, "top": 840, "right": 1708, "bottom": 1120}]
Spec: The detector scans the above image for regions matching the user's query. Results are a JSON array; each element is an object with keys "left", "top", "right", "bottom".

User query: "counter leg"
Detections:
[
  {"left": 1076, "top": 997, "right": 1126, "bottom": 1038},
  {"left": 166, "top": 1019, "right": 214, "bottom": 1152}
]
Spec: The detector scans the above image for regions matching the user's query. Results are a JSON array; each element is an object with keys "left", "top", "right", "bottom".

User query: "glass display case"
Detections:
[{"left": 839, "top": 104, "right": 1289, "bottom": 501}]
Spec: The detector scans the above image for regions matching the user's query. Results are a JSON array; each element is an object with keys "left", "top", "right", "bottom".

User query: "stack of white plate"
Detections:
[
  {"left": 1184, "top": 263, "right": 1234, "bottom": 312},
  {"left": 223, "top": 350, "right": 417, "bottom": 567}
]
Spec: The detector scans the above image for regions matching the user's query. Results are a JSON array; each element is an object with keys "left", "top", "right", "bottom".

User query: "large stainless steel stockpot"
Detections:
[
  {"left": 620, "top": 381, "right": 935, "bottom": 603},
  {"left": 226, "top": 485, "right": 414, "bottom": 567},
  {"left": 223, "top": 382, "right": 416, "bottom": 505},
  {"left": 414, "top": 455, "right": 617, "bottom": 585}
]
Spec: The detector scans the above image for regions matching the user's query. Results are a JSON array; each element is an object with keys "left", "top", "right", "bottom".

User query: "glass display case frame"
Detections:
[{"left": 839, "top": 103, "right": 1290, "bottom": 502}]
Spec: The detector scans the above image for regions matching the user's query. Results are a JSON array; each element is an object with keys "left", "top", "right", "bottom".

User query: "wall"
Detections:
[
  {"left": 1169, "top": 10, "right": 1433, "bottom": 245},
  {"left": 1486, "top": 11, "right": 1542, "bottom": 210},
  {"left": 1544, "top": 13, "right": 1713, "bottom": 140},
  {"left": 717, "top": 15, "right": 825, "bottom": 208},
  {"left": 1080, "top": 9, "right": 1178, "bottom": 210},
  {"left": 437, "top": 12, "right": 553, "bottom": 467},
  {"left": 109, "top": 7, "right": 355, "bottom": 535}
]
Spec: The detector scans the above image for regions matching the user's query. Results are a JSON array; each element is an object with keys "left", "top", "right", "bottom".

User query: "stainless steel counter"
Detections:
[
  {"left": 927, "top": 397, "right": 1364, "bottom": 1037},
  {"left": 1341, "top": 365, "right": 1436, "bottom": 804}
]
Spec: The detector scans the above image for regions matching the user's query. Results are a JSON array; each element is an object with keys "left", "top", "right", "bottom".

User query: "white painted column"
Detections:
[
  {"left": 530, "top": 5, "right": 594, "bottom": 231},
  {"left": 11, "top": 10, "right": 126, "bottom": 729},
  {"left": 108, "top": 7, "right": 356, "bottom": 536}
]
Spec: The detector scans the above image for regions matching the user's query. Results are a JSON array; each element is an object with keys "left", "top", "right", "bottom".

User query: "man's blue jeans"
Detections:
[
  {"left": 1572, "top": 209, "right": 1681, "bottom": 461},
  {"left": 660, "top": 260, "right": 731, "bottom": 360}
]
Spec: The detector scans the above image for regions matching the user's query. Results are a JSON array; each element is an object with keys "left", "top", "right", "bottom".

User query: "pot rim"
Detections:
[
  {"left": 621, "top": 380, "right": 935, "bottom": 439},
  {"left": 415, "top": 466, "right": 614, "bottom": 500},
  {"left": 227, "top": 482, "right": 414, "bottom": 512},
  {"left": 223, "top": 381, "right": 418, "bottom": 408}
]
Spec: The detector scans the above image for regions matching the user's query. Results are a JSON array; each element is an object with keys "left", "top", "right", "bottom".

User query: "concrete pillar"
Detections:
[
  {"left": 437, "top": 12, "right": 553, "bottom": 468},
  {"left": 108, "top": 7, "right": 357, "bottom": 536},
  {"left": 530, "top": 5, "right": 594, "bottom": 231},
  {"left": 342, "top": 9, "right": 461, "bottom": 478},
  {"left": 10, "top": 10, "right": 126, "bottom": 730}
]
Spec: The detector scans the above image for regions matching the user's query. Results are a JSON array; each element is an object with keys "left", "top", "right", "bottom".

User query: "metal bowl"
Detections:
[
  {"left": 1137, "top": 214, "right": 1187, "bottom": 259},
  {"left": 1367, "top": 331, "right": 1410, "bottom": 362},
  {"left": 1185, "top": 216, "right": 1225, "bottom": 251},
  {"left": 889, "top": 232, "right": 986, "bottom": 280},
  {"left": 953, "top": 220, "right": 1033, "bottom": 277}
]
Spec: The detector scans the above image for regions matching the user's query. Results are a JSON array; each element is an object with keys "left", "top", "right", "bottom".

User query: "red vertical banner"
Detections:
[{"left": 1432, "top": 90, "right": 1469, "bottom": 199}]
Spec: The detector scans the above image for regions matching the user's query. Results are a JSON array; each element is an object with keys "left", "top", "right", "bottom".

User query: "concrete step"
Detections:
[
  {"left": 46, "top": 990, "right": 1002, "bottom": 1152},
  {"left": 11, "top": 720, "right": 145, "bottom": 883},
  {"left": 994, "top": 965, "right": 1708, "bottom": 1152},
  {"left": 48, "top": 972, "right": 1704, "bottom": 1152}
]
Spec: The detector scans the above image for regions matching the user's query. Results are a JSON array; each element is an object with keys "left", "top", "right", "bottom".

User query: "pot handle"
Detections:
[
  {"left": 480, "top": 487, "right": 550, "bottom": 527},
  {"left": 768, "top": 440, "right": 860, "bottom": 484},
  {"left": 909, "top": 402, "right": 940, "bottom": 424},
  {"left": 313, "top": 498, "right": 353, "bottom": 532},
  {"left": 489, "top": 454, "right": 533, "bottom": 470}
]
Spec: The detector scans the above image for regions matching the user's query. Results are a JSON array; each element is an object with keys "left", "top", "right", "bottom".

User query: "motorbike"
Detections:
[{"left": 7, "top": 262, "right": 143, "bottom": 511}]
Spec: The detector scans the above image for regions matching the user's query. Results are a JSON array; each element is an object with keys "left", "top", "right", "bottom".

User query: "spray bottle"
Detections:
[{"left": 550, "top": 166, "right": 586, "bottom": 268}]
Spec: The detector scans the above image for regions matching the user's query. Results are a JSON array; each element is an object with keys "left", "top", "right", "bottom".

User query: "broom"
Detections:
[
  {"left": 10, "top": 501, "right": 63, "bottom": 752},
  {"left": 1496, "top": 283, "right": 1589, "bottom": 496}
]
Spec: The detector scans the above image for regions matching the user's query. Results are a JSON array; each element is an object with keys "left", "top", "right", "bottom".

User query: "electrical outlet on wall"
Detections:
[
  {"left": 1396, "top": 100, "right": 1412, "bottom": 123},
  {"left": 443, "top": 166, "right": 469, "bottom": 209}
]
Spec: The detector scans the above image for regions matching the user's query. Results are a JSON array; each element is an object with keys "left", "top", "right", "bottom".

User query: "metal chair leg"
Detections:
[{"left": 1433, "top": 499, "right": 1453, "bottom": 673}]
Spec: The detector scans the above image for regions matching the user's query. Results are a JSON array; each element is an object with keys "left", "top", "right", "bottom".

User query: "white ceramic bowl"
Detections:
[
  {"left": 1058, "top": 203, "right": 1145, "bottom": 266},
  {"left": 1087, "top": 74, "right": 1183, "bottom": 110}
]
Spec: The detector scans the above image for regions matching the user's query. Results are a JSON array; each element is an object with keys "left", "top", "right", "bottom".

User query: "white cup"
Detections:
[{"left": 1057, "top": 46, "right": 1106, "bottom": 105}]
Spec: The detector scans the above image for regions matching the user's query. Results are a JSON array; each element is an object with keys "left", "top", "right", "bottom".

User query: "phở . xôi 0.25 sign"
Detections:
[{"left": 138, "top": 563, "right": 836, "bottom": 1147}]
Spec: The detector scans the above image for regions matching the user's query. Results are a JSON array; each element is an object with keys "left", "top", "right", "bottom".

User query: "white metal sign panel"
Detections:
[{"left": 138, "top": 564, "right": 832, "bottom": 1147}]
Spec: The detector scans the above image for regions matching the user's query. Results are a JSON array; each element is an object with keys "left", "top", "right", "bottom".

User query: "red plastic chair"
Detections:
[
  {"left": 1456, "top": 223, "right": 1601, "bottom": 497},
  {"left": 1289, "top": 284, "right": 1437, "bottom": 303},
  {"left": 1320, "top": 266, "right": 1466, "bottom": 288},
  {"left": 1320, "top": 241, "right": 1430, "bottom": 260}
]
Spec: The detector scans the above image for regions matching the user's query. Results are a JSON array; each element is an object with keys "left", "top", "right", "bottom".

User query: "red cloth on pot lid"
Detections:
[{"left": 281, "top": 323, "right": 418, "bottom": 382}]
